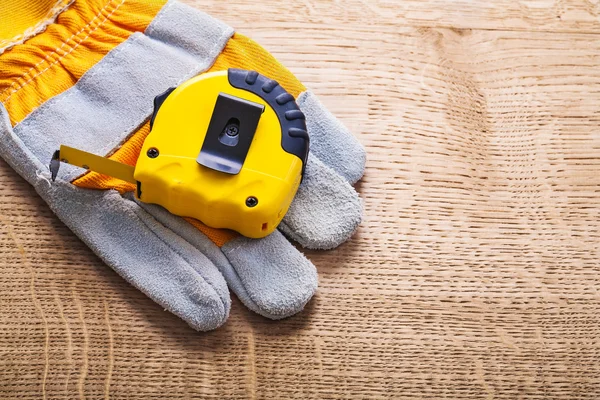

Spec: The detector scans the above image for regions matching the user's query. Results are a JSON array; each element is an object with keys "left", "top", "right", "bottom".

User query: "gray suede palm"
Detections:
[{"left": 0, "top": 1, "right": 365, "bottom": 331}]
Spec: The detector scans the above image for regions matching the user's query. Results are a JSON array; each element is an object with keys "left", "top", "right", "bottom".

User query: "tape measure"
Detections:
[{"left": 50, "top": 69, "right": 310, "bottom": 238}]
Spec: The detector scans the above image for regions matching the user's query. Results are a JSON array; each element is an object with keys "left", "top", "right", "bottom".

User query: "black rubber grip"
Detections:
[
  {"left": 227, "top": 69, "right": 309, "bottom": 173},
  {"left": 150, "top": 87, "right": 175, "bottom": 130}
]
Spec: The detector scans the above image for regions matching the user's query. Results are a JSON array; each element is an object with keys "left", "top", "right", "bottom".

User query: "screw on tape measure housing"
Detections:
[{"left": 131, "top": 69, "right": 309, "bottom": 238}]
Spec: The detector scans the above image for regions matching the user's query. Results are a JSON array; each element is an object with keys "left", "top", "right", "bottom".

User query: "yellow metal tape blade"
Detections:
[{"left": 59, "top": 145, "right": 136, "bottom": 184}]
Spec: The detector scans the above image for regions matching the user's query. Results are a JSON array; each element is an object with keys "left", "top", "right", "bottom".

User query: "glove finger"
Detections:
[
  {"left": 0, "top": 108, "right": 230, "bottom": 331},
  {"left": 138, "top": 200, "right": 317, "bottom": 320},
  {"left": 279, "top": 153, "right": 362, "bottom": 250},
  {"left": 221, "top": 232, "right": 317, "bottom": 320},
  {"left": 298, "top": 91, "right": 366, "bottom": 185},
  {"left": 48, "top": 183, "right": 231, "bottom": 332}
]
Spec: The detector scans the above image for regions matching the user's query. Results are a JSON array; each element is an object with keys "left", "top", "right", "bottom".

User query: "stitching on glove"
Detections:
[
  {"left": 1, "top": 0, "right": 125, "bottom": 102},
  {"left": 143, "top": 0, "right": 175, "bottom": 37},
  {"left": 15, "top": 32, "right": 142, "bottom": 129},
  {"left": 0, "top": 0, "right": 75, "bottom": 55},
  {"left": 222, "top": 240, "right": 246, "bottom": 256},
  {"left": 14, "top": 32, "right": 140, "bottom": 146},
  {"left": 35, "top": 170, "right": 52, "bottom": 188}
]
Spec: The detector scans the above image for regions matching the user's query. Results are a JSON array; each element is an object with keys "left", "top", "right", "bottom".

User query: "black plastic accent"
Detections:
[
  {"left": 150, "top": 87, "right": 175, "bottom": 130},
  {"left": 285, "top": 110, "right": 305, "bottom": 121},
  {"left": 245, "top": 71, "right": 259, "bottom": 85},
  {"left": 227, "top": 69, "right": 309, "bottom": 174},
  {"left": 276, "top": 93, "right": 294, "bottom": 105},
  {"left": 197, "top": 93, "right": 265, "bottom": 175},
  {"left": 262, "top": 80, "right": 278, "bottom": 93},
  {"left": 50, "top": 150, "right": 61, "bottom": 181}
]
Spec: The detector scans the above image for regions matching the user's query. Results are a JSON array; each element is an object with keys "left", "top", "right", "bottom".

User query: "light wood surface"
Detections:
[{"left": 1, "top": 0, "right": 600, "bottom": 398}]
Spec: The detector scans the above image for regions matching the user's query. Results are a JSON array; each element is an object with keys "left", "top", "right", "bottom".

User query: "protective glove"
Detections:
[{"left": 0, "top": 0, "right": 365, "bottom": 331}]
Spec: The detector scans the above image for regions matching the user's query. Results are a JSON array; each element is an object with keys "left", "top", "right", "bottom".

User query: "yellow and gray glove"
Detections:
[{"left": 0, "top": 0, "right": 365, "bottom": 330}]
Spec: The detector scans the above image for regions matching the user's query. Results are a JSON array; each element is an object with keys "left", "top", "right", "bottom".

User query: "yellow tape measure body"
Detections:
[{"left": 53, "top": 69, "right": 309, "bottom": 238}]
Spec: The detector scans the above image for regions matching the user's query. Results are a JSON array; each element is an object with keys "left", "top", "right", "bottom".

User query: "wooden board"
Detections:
[
  {"left": 1, "top": 0, "right": 600, "bottom": 398},
  {"left": 196, "top": 0, "right": 600, "bottom": 33}
]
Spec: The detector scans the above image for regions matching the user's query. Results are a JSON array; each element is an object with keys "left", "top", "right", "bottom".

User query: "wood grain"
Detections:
[
  {"left": 1, "top": 0, "right": 600, "bottom": 399},
  {"left": 192, "top": 0, "right": 600, "bottom": 33}
]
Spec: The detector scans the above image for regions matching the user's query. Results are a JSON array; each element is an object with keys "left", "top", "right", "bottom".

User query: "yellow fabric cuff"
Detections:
[{"left": 0, "top": 0, "right": 72, "bottom": 52}]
